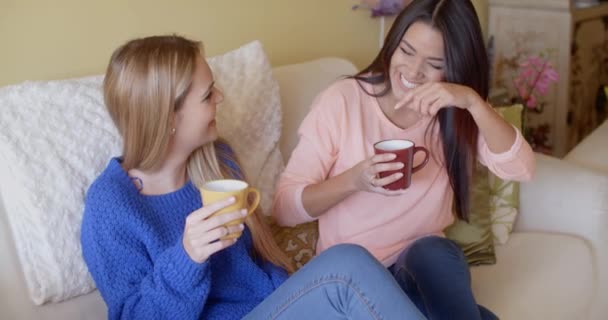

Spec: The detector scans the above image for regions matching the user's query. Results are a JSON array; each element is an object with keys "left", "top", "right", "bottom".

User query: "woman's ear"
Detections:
[{"left": 171, "top": 112, "right": 182, "bottom": 131}]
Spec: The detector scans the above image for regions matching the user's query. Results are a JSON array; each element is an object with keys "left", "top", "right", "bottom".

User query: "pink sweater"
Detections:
[{"left": 273, "top": 79, "right": 535, "bottom": 266}]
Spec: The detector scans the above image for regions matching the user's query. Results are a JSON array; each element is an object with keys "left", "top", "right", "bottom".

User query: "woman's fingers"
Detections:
[
  {"left": 187, "top": 197, "right": 236, "bottom": 223},
  {"left": 375, "top": 187, "right": 408, "bottom": 196},
  {"left": 372, "top": 172, "right": 404, "bottom": 188},
  {"left": 202, "top": 239, "right": 239, "bottom": 257},
  {"left": 201, "top": 209, "right": 246, "bottom": 231},
  {"left": 370, "top": 153, "right": 397, "bottom": 165},
  {"left": 193, "top": 223, "right": 245, "bottom": 244},
  {"left": 370, "top": 162, "right": 404, "bottom": 175},
  {"left": 187, "top": 209, "right": 246, "bottom": 236},
  {"left": 183, "top": 203, "right": 248, "bottom": 263},
  {"left": 183, "top": 210, "right": 246, "bottom": 263}
]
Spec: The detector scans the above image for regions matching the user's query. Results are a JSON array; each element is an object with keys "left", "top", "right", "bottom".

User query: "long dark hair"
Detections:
[{"left": 353, "top": 0, "right": 488, "bottom": 220}]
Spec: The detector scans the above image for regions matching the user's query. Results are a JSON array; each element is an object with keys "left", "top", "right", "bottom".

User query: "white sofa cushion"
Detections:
[
  {"left": 1, "top": 199, "right": 106, "bottom": 318},
  {"left": 472, "top": 232, "right": 594, "bottom": 320},
  {"left": 0, "top": 40, "right": 283, "bottom": 305},
  {"left": 0, "top": 74, "right": 110, "bottom": 305},
  {"left": 210, "top": 41, "right": 284, "bottom": 215},
  {"left": 565, "top": 120, "right": 608, "bottom": 175}
]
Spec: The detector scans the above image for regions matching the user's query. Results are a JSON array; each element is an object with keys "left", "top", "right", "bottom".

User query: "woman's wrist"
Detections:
[
  {"left": 466, "top": 94, "right": 492, "bottom": 118},
  {"left": 342, "top": 167, "right": 363, "bottom": 194},
  {"left": 302, "top": 170, "right": 359, "bottom": 218}
]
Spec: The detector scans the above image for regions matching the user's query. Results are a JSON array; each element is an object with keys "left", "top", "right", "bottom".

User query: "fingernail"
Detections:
[
  {"left": 229, "top": 197, "right": 236, "bottom": 203},
  {"left": 239, "top": 224, "right": 245, "bottom": 230},
  {"left": 396, "top": 173, "right": 404, "bottom": 178},
  {"left": 241, "top": 209, "right": 247, "bottom": 216},
  {"left": 398, "top": 163, "right": 405, "bottom": 168}
]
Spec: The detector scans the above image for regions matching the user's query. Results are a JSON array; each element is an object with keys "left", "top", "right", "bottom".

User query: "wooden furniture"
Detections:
[{"left": 489, "top": 0, "right": 608, "bottom": 157}]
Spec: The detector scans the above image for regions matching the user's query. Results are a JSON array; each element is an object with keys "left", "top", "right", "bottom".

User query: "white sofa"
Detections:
[
  {"left": 1, "top": 57, "right": 607, "bottom": 319},
  {"left": 565, "top": 120, "right": 608, "bottom": 176}
]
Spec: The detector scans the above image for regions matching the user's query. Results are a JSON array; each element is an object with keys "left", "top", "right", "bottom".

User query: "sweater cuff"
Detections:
[
  {"left": 163, "top": 243, "right": 210, "bottom": 292},
  {"left": 483, "top": 124, "right": 524, "bottom": 163}
]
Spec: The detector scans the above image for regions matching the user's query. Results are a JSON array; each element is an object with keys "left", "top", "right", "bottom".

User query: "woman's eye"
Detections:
[
  {"left": 203, "top": 91, "right": 213, "bottom": 102},
  {"left": 400, "top": 47, "right": 413, "bottom": 56}
]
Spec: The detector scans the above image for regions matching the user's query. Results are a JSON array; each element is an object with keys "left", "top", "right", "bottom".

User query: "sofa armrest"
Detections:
[
  {"left": 564, "top": 120, "right": 608, "bottom": 175},
  {"left": 517, "top": 153, "right": 608, "bottom": 319},
  {"left": 517, "top": 153, "right": 608, "bottom": 236}
]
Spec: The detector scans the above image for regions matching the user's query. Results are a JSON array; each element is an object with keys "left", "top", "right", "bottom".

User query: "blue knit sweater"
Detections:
[{"left": 81, "top": 158, "right": 288, "bottom": 320}]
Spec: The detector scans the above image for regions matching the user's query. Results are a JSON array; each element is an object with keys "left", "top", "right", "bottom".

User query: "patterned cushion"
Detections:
[
  {"left": 270, "top": 219, "right": 318, "bottom": 270},
  {"left": 444, "top": 163, "right": 495, "bottom": 265},
  {"left": 444, "top": 104, "right": 523, "bottom": 264},
  {"left": 490, "top": 104, "right": 523, "bottom": 244}
]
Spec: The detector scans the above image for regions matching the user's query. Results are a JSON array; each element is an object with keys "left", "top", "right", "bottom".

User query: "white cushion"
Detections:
[
  {"left": 0, "top": 191, "right": 104, "bottom": 320},
  {"left": 472, "top": 232, "right": 594, "bottom": 320},
  {"left": 565, "top": 120, "right": 608, "bottom": 175},
  {"left": 210, "top": 41, "right": 283, "bottom": 216},
  {"left": 0, "top": 75, "right": 109, "bottom": 305},
  {"left": 0, "top": 40, "right": 283, "bottom": 305}
]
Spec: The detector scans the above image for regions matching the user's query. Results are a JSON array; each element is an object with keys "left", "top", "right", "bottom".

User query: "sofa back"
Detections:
[{"left": 272, "top": 58, "right": 358, "bottom": 162}]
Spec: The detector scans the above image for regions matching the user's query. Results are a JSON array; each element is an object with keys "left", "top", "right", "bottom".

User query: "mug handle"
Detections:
[
  {"left": 246, "top": 188, "right": 261, "bottom": 215},
  {"left": 412, "top": 146, "right": 429, "bottom": 174}
]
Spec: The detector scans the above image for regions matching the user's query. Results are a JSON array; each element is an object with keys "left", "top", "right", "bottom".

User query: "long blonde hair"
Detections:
[{"left": 103, "top": 35, "right": 294, "bottom": 273}]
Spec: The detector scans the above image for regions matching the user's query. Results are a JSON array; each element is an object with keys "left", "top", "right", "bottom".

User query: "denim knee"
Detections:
[
  {"left": 406, "top": 236, "right": 465, "bottom": 266},
  {"left": 318, "top": 243, "right": 378, "bottom": 268}
]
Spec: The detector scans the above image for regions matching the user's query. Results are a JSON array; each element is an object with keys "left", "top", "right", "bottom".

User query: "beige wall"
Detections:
[{"left": 0, "top": 0, "right": 486, "bottom": 87}]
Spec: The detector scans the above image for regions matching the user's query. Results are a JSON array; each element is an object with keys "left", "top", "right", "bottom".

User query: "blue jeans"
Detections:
[
  {"left": 245, "top": 244, "right": 426, "bottom": 320},
  {"left": 389, "top": 236, "right": 499, "bottom": 320}
]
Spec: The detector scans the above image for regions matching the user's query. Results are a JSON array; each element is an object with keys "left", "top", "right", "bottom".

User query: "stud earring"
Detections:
[{"left": 171, "top": 128, "right": 176, "bottom": 134}]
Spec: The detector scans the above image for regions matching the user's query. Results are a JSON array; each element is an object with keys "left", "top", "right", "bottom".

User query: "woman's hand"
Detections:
[
  {"left": 347, "top": 153, "right": 408, "bottom": 196},
  {"left": 182, "top": 197, "right": 246, "bottom": 263},
  {"left": 395, "top": 82, "right": 485, "bottom": 116}
]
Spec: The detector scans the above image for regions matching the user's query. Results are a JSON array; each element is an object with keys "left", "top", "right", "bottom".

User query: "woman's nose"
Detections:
[
  {"left": 404, "top": 59, "right": 425, "bottom": 81},
  {"left": 214, "top": 87, "right": 224, "bottom": 104}
]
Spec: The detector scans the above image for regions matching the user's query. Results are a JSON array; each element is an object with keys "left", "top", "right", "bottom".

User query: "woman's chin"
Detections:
[
  {"left": 390, "top": 79, "right": 410, "bottom": 97},
  {"left": 204, "top": 134, "right": 218, "bottom": 145}
]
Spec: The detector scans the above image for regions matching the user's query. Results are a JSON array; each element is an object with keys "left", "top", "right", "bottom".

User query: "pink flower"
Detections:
[
  {"left": 544, "top": 68, "right": 559, "bottom": 82},
  {"left": 512, "top": 54, "right": 559, "bottom": 109},
  {"left": 526, "top": 94, "right": 537, "bottom": 109},
  {"left": 353, "top": 0, "right": 411, "bottom": 17}
]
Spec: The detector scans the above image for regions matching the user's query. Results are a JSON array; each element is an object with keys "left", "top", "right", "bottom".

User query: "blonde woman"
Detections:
[{"left": 80, "top": 35, "right": 425, "bottom": 320}]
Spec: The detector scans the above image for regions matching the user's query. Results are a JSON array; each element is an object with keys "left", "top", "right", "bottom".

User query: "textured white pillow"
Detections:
[
  {"left": 0, "top": 40, "right": 283, "bottom": 305},
  {"left": 209, "top": 41, "right": 284, "bottom": 216}
]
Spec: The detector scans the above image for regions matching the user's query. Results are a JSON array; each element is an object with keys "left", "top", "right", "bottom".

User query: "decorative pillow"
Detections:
[
  {"left": 0, "top": 40, "right": 284, "bottom": 304},
  {"left": 444, "top": 162, "right": 496, "bottom": 265},
  {"left": 490, "top": 104, "right": 523, "bottom": 245},
  {"left": 443, "top": 104, "right": 524, "bottom": 263},
  {"left": 0, "top": 75, "right": 112, "bottom": 305},
  {"left": 209, "top": 41, "right": 284, "bottom": 216},
  {"left": 269, "top": 219, "right": 318, "bottom": 270}
]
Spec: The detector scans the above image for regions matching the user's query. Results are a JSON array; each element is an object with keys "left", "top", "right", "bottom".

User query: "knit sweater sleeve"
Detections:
[{"left": 81, "top": 185, "right": 211, "bottom": 320}]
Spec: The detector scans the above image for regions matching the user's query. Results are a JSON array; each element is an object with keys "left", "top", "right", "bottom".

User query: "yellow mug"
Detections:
[{"left": 200, "top": 179, "right": 260, "bottom": 240}]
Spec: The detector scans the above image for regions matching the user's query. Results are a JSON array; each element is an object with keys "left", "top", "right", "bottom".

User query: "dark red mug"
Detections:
[{"left": 373, "top": 139, "right": 429, "bottom": 190}]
